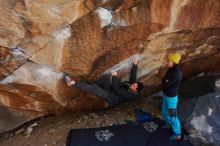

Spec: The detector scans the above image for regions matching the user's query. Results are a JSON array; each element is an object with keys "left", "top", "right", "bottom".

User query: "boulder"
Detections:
[
  {"left": 0, "top": 0, "right": 219, "bottom": 134},
  {"left": 0, "top": 106, "right": 44, "bottom": 133},
  {"left": 179, "top": 92, "right": 220, "bottom": 146}
]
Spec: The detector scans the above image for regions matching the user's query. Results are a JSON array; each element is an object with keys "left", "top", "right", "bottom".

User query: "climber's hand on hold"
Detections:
[
  {"left": 132, "top": 56, "right": 138, "bottom": 65},
  {"left": 111, "top": 70, "right": 118, "bottom": 76}
]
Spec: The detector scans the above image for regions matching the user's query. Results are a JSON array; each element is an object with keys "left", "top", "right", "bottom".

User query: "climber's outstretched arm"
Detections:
[{"left": 129, "top": 56, "right": 138, "bottom": 83}]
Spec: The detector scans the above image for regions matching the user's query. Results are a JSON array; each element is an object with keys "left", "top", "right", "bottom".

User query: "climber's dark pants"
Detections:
[
  {"left": 94, "top": 74, "right": 112, "bottom": 91},
  {"left": 73, "top": 74, "right": 113, "bottom": 104}
]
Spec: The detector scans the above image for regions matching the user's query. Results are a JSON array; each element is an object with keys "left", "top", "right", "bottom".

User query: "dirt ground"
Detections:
[{"left": 0, "top": 98, "right": 161, "bottom": 146}]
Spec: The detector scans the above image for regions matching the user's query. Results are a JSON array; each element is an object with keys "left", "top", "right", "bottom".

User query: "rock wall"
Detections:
[
  {"left": 179, "top": 91, "right": 220, "bottom": 146},
  {"left": 0, "top": 0, "right": 220, "bottom": 112}
]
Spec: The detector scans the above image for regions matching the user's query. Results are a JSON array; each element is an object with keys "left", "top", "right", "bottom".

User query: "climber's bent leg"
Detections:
[
  {"left": 74, "top": 82, "right": 112, "bottom": 103},
  {"left": 94, "top": 74, "right": 112, "bottom": 91}
]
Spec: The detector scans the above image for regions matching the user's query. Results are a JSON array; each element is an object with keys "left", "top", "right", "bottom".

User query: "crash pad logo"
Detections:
[
  {"left": 143, "top": 122, "right": 158, "bottom": 132},
  {"left": 95, "top": 130, "right": 115, "bottom": 142}
]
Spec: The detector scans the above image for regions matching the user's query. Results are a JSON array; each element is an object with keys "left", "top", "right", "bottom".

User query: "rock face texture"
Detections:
[
  {"left": 0, "top": 0, "right": 220, "bottom": 115},
  {"left": 179, "top": 91, "right": 220, "bottom": 146},
  {"left": 0, "top": 106, "right": 44, "bottom": 133},
  {"left": 178, "top": 76, "right": 220, "bottom": 146}
]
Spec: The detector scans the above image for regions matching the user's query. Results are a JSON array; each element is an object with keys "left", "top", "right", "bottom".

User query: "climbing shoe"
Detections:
[
  {"left": 161, "top": 123, "right": 171, "bottom": 129},
  {"left": 169, "top": 134, "right": 181, "bottom": 140},
  {"left": 63, "top": 72, "right": 71, "bottom": 83}
]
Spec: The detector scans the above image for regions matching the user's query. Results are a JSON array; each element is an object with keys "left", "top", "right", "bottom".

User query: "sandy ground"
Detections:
[{"left": 0, "top": 98, "right": 161, "bottom": 146}]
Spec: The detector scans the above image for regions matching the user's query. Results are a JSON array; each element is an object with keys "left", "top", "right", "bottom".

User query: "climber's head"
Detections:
[
  {"left": 130, "top": 82, "right": 143, "bottom": 92},
  {"left": 166, "top": 53, "right": 181, "bottom": 68}
]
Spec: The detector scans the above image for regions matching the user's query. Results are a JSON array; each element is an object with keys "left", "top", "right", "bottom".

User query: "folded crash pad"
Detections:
[{"left": 66, "top": 118, "right": 192, "bottom": 146}]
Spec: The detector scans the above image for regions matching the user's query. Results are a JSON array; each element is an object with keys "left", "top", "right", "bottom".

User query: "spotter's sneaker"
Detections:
[
  {"left": 161, "top": 123, "right": 171, "bottom": 129},
  {"left": 169, "top": 134, "right": 181, "bottom": 140}
]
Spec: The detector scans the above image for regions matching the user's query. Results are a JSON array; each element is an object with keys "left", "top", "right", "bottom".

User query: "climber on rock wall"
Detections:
[
  {"left": 161, "top": 53, "right": 182, "bottom": 140},
  {"left": 64, "top": 56, "right": 144, "bottom": 107}
]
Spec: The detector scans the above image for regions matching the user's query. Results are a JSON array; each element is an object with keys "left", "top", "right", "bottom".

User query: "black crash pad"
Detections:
[{"left": 66, "top": 118, "right": 192, "bottom": 146}]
